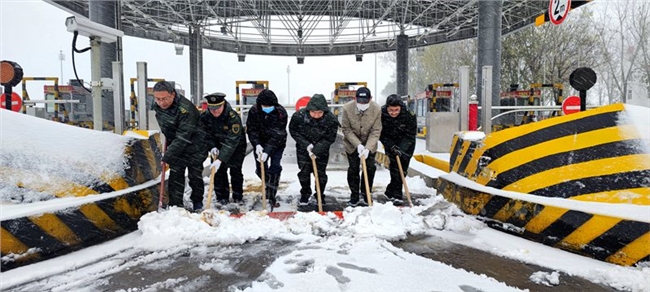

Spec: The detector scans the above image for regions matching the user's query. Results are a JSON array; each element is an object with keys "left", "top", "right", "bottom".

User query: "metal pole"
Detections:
[
  {"left": 481, "top": 66, "right": 493, "bottom": 135},
  {"left": 58, "top": 50, "right": 65, "bottom": 82},
  {"left": 112, "top": 61, "right": 124, "bottom": 134},
  {"left": 374, "top": 53, "right": 377, "bottom": 96},
  {"left": 91, "top": 38, "right": 103, "bottom": 131},
  {"left": 459, "top": 66, "right": 470, "bottom": 131},
  {"left": 287, "top": 65, "right": 291, "bottom": 104},
  {"left": 136, "top": 62, "right": 148, "bottom": 130}
]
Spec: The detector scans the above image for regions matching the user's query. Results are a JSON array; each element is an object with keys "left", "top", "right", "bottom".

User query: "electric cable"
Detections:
[{"left": 71, "top": 31, "right": 92, "bottom": 93}]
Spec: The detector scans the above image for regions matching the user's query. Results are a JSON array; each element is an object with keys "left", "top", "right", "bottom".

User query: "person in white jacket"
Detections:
[{"left": 340, "top": 87, "right": 382, "bottom": 206}]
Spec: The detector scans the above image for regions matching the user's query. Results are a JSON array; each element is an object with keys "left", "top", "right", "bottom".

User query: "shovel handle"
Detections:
[{"left": 311, "top": 155, "right": 323, "bottom": 212}]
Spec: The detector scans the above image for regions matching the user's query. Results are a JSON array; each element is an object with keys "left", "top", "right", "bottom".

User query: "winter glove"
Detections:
[
  {"left": 390, "top": 145, "right": 403, "bottom": 158},
  {"left": 255, "top": 144, "right": 264, "bottom": 156},
  {"left": 210, "top": 147, "right": 219, "bottom": 157},
  {"left": 358, "top": 148, "right": 370, "bottom": 159},
  {"left": 260, "top": 152, "right": 269, "bottom": 162},
  {"left": 307, "top": 144, "right": 315, "bottom": 158},
  {"left": 357, "top": 144, "right": 365, "bottom": 155},
  {"left": 210, "top": 159, "right": 222, "bottom": 171}
]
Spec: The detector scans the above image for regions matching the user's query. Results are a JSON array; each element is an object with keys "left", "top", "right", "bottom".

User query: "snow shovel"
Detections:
[
  {"left": 395, "top": 155, "right": 413, "bottom": 207},
  {"left": 204, "top": 153, "right": 218, "bottom": 211},
  {"left": 157, "top": 143, "right": 168, "bottom": 212},
  {"left": 259, "top": 156, "right": 268, "bottom": 211},
  {"left": 360, "top": 154, "right": 373, "bottom": 206},
  {"left": 311, "top": 154, "right": 323, "bottom": 213}
]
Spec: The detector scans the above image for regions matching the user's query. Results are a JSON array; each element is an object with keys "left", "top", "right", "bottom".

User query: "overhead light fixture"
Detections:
[
  {"left": 174, "top": 43, "right": 184, "bottom": 55},
  {"left": 238, "top": 53, "right": 246, "bottom": 62},
  {"left": 220, "top": 26, "right": 227, "bottom": 35},
  {"left": 297, "top": 28, "right": 303, "bottom": 38},
  {"left": 355, "top": 54, "right": 363, "bottom": 62},
  {"left": 297, "top": 56, "right": 304, "bottom": 64}
]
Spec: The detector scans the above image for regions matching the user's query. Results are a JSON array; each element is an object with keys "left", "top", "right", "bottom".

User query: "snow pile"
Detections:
[{"left": 0, "top": 110, "right": 132, "bottom": 203}]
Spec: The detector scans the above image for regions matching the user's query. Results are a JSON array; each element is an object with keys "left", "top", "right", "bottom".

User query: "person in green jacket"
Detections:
[
  {"left": 200, "top": 92, "right": 247, "bottom": 206},
  {"left": 289, "top": 94, "right": 340, "bottom": 208},
  {"left": 152, "top": 81, "right": 207, "bottom": 211}
]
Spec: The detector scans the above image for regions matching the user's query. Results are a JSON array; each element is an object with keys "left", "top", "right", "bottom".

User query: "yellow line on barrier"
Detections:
[
  {"left": 493, "top": 200, "right": 525, "bottom": 222},
  {"left": 451, "top": 140, "right": 472, "bottom": 173},
  {"left": 525, "top": 206, "right": 569, "bottom": 234},
  {"left": 29, "top": 213, "right": 81, "bottom": 246},
  {"left": 104, "top": 176, "right": 130, "bottom": 191},
  {"left": 570, "top": 187, "right": 650, "bottom": 205},
  {"left": 607, "top": 232, "right": 650, "bottom": 266},
  {"left": 78, "top": 204, "right": 121, "bottom": 232},
  {"left": 503, "top": 154, "right": 650, "bottom": 194},
  {"left": 559, "top": 216, "right": 621, "bottom": 250},
  {"left": 487, "top": 125, "right": 641, "bottom": 177},
  {"left": 1, "top": 228, "right": 31, "bottom": 256}
]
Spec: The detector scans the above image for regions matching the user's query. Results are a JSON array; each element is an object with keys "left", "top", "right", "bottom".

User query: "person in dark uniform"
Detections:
[
  {"left": 380, "top": 94, "right": 417, "bottom": 206},
  {"left": 152, "top": 81, "right": 207, "bottom": 211},
  {"left": 289, "top": 94, "right": 340, "bottom": 208},
  {"left": 246, "top": 89, "right": 288, "bottom": 208},
  {"left": 200, "top": 92, "right": 247, "bottom": 206},
  {"left": 341, "top": 87, "right": 382, "bottom": 207}
]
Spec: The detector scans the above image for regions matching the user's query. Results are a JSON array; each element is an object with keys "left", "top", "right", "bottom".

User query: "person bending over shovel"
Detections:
[
  {"left": 380, "top": 94, "right": 417, "bottom": 206},
  {"left": 152, "top": 81, "right": 208, "bottom": 211},
  {"left": 246, "top": 89, "right": 288, "bottom": 208},
  {"left": 289, "top": 94, "right": 340, "bottom": 209},
  {"left": 200, "top": 92, "right": 247, "bottom": 208}
]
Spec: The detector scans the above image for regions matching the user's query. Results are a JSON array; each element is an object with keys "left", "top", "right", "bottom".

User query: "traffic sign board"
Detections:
[
  {"left": 549, "top": 0, "right": 571, "bottom": 25},
  {"left": 562, "top": 95, "right": 581, "bottom": 115},
  {"left": 1, "top": 92, "right": 22, "bottom": 112},
  {"left": 295, "top": 96, "right": 311, "bottom": 111}
]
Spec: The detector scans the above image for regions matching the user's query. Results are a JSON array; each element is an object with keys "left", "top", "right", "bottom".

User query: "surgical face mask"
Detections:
[
  {"left": 356, "top": 103, "right": 370, "bottom": 112},
  {"left": 262, "top": 106, "right": 275, "bottom": 113}
]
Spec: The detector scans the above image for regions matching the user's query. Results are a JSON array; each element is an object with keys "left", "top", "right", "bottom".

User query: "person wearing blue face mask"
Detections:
[{"left": 246, "top": 89, "right": 288, "bottom": 208}]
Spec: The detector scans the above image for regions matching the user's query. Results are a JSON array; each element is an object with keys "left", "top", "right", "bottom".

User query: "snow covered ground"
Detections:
[{"left": 1, "top": 106, "right": 650, "bottom": 291}]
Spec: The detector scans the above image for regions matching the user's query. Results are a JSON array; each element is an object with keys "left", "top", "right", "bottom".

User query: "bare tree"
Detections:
[{"left": 594, "top": 1, "right": 650, "bottom": 103}]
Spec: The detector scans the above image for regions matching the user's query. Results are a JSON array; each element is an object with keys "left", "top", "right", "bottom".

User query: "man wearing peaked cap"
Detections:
[
  {"left": 200, "top": 92, "right": 247, "bottom": 208},
  {"left": 340, "top": 86, "right": 382, "bottom": 207}
]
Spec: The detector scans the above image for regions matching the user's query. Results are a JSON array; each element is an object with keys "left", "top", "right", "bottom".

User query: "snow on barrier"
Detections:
[
  {"left": 421, "top": 103, "right": 650, "bottom": 266},
  {"left": 0, "top": 113, "right": 164, "bottom": 271}
]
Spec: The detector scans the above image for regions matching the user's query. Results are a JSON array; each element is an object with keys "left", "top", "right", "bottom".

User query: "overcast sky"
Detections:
[{"left": 0, "top": 0, "right": 394, "bottom": 106}]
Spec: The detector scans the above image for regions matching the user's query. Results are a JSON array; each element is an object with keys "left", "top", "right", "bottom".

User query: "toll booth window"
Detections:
[
  {"left": 45, "top": 94, "right": 56, "bottom": 113},
  {"left": 245, "top": 96, "right": 257, "bottom": 105}
]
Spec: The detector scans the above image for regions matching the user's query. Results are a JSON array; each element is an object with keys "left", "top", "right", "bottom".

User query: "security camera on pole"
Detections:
[{"left": 65, "top": 16, "right": 124, "bottom": 131}]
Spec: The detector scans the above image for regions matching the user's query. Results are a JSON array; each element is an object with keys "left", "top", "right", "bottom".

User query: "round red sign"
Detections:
[
  {"left": 295, "top": 96, "right": 311, "bottom": 111},
  {"left": 562, "top": 95, "right": 581, "bottom": 115},
  {"left": 0, "top": 92, "right": 22, "bottom": 112}
]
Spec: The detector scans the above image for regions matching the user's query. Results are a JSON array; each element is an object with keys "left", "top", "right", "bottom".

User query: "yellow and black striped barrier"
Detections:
[
  {"left": 426, "top": 103, "right": 650, "bottom": 266},
  {"left": 435, "top": 176, "right": 649, "bottom": 266},
  {"left": 1, "top": 132, "right": 164, "bottom": 271}
]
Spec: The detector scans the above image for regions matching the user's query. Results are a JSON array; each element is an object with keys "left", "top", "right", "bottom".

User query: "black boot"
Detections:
[{"left": 266, "top": 173, "right": 281, "bottom": 209}]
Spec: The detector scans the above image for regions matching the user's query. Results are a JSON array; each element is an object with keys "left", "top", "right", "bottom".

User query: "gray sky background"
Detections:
[{"left": 0, "top": 0, "right": 394, "bottom": 106}]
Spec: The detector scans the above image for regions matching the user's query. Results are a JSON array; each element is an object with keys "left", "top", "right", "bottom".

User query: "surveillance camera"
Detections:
[{"left": 65, "top": 16, "right": 124, "bottom": 43}]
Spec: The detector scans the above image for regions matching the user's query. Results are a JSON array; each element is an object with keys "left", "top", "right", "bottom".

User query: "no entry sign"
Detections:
[
  {"left": 562, "top": 95, "right": 581, "bottom": 115},
  {"left": 1, "top": 92, "right": 22, "bottom": 112},
  {"left": 549, "top": 0, "right": 571, "bottom": 25}
]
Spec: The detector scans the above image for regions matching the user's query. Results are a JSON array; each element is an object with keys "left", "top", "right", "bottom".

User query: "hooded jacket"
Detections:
[
  {"left": 246, "top": 89, "right": 288, "bottom": 153},
  {"left": 289, "top": 94, "right": 340, "bottom": 158},
  {"left": 152, "top": 91, "right": 207, "bottom": 164}
]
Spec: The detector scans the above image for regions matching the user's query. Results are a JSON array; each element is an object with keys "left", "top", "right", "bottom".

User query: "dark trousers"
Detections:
[
  {"left": 254, "top": 147, "right": 284, "bottom": 203},
  {"left": 213, "top": 148, "right": 245, "bottom": 202},
  {"left": 297, "top": 154, "right": 329, "bottom": 201},
  {"left": 385, "top": 154, "right": 411, "bottom": 199},
  {"left": 346, "top": 151, "right": 376, "bottom": 202},
  {"left": 168, "top": 161, "right": 204, "bottom": 207}
]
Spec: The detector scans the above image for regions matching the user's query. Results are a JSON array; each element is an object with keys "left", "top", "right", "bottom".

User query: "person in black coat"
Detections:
[
  {"left": 152, "top": 81, "right": 208, "bottom": 211},
  {"left": 245, "top": 89, "right": 288, "bottom": 207},
  {"left": 380, "top": 94, "right": 417, "bottom": 205},
  {"left": 289, "top": 94, "right": 340, "bottom": 207},
  {"left": 200, "top": 92, "right": 247, "bottom": 206}
]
